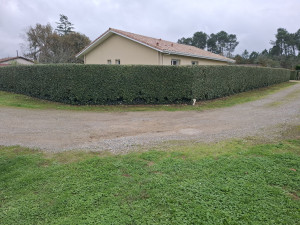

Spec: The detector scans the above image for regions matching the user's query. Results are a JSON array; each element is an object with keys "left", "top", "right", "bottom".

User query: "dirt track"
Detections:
[{"left": 1, "top": 82, "right": 300, "bottom": 153}]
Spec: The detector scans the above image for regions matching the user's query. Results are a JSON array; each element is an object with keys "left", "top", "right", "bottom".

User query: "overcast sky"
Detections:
[{"left": 1, "top": 0, "right": 299, "bottom": 58}]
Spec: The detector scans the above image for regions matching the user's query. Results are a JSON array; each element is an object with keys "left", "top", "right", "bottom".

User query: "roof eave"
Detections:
[{"left": 163, "top": 50, "right": 235, "bottom": 63}]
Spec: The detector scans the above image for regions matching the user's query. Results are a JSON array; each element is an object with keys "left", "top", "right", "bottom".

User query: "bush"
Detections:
[
  {"left": 295, "top": 65, "right": 300, "bottom": 70},
  {"left": 0, "top": 64, "right": 290, "bottom": 105}
]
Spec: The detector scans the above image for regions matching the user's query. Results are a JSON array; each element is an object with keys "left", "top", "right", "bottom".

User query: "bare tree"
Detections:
[{"left": 22, "top": 23, "right": 53, "bottom": 61}]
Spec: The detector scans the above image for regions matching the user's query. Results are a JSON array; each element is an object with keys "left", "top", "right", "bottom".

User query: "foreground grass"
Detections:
[
  {"left": 0, "top": 82, "right": 295, "bottom": 112},
  {"left": 1, "top": 139, "right": 299, "bottom": 224}
]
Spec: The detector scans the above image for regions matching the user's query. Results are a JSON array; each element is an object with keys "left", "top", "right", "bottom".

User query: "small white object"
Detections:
[{"left": 192, "top": 99, "right": 196, "bottom": 106}]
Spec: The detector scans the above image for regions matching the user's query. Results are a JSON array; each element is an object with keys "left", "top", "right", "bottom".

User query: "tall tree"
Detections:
[
  {"left": 226, "top": 34, "right": 239, "bottom": 57},
  {"left": 214, "top": 31, "right": 228, "bottom": 55},
  {"left": 261, "top": 49, "right": 269, "bottom": 55},
  {"left": 22, "top": 23, "right": 54, "bottom": 61},
  {"left": 287, "top": 33, "right": 297, "bottom": 56},
  {"left": 234, "top": 28, "right": 300, "bottom": 69},
  {"left": 178, "top": 30, "right": 238, "bottom": 56},
  {"left": 249, "top": 51, "right": 259, "bottom": 64},
  {"left": 207, "top": 31, "right": 238, "bottom": 56},
  {"left": 192, "top": 31, "right": 207, "bottom": 49},
  {"left": 55, "top": 14, "right": 74, "bottom": 35},
  {"left": 241, "top": 49, "right": 249, "bottom": 60},
  {"left": 233, "top": 54, "right": 244, "bottom": 64},
  {"left": 49, "top": 32, "right": 90, "bottom": 63},
  {"left": 177, "top": 37, "right": 193, "bottom": 45},
  {"left": 234, "top": 50, "right": 259, "bottom": 65},
  {"left": 207, "top": 33, "right": 218, "bottom": 53},
  {"left": 295, "top": 29, "right": 300, "bottom": 54},
  {"left": 276, "top": 28, "right": 288, "bottom": 55},
  {"left": 270, "top": 28, "right": 297, "bottom": 56},
  {"left": 269, "top": 44, "right": 281, "bottom": 56},
  {"left": 22, "top": 20, "right": 90, "bottom": 63}
]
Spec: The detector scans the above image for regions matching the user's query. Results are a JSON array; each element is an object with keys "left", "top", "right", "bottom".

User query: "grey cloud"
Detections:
[{"left": 0, "top": 0, "right": 299, "bottom": 58}]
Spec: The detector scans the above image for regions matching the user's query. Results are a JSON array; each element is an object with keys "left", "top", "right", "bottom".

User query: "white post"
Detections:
[{"left": 192, "top": 99, "right": 196, "bottom": 106}]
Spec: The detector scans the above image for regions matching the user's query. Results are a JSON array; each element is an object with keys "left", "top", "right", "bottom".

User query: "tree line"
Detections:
[
  {"left": 22, "top": 15, "right": 90, "bottom": 63},
  {"left": 234, "top": 28, "right": 300, "bottom": 69},
  {"left": 177, "top": 31, "right": 239, "bottom": 57}
]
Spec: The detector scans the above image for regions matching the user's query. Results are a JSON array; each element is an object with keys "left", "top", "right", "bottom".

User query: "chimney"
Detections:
[
  {"left": 156, "top": 42, "right": 159, "bottom": 46},
  {"left": 171, "top": 43, "right": 173, "bottom": 47}
]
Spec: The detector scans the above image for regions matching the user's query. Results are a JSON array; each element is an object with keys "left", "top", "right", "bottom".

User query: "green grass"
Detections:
[
  {"left": 1, "top": 139, "right": 299, "bottom": 224},
  {"left": 0, "top": 82, "right": 296, "bottom": 112}
]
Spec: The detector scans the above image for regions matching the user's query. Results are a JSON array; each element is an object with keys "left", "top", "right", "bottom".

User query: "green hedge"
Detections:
[{"left": 0, "top": 64, "right": 290, "bottom": 105}]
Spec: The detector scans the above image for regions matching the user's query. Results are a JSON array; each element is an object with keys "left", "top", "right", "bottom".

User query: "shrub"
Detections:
[
  {"left": 0, "top": 64, "right": 290, "bottom": 105},
  {"left": 290, "top": 70, "right": 297, "bottom": 80}
]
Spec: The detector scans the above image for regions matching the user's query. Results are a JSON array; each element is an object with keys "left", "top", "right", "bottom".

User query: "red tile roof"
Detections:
[
  {"left": 76, "top": 28, "right": 234, "bottom": 63},
  {"left": 0, "top": 56, "right": 34, "bottom": 64}
]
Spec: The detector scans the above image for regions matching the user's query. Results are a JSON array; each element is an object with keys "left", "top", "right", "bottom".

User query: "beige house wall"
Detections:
[
  {"left": 15, "top": 58, "right": 34, "bottom": 65},
  {"left": 84, "top": 34, "right": 228, "bottom": 66},
  {"left": 85, "top": 34, "right": 159, "bottom": 65}
]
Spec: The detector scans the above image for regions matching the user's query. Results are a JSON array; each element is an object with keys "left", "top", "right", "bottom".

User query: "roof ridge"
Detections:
[
  {"left": 110, "top": 28, "right": 184, "bottom": 49},
  {"left": 109, "top": 28, "right": 165, "bottom": 50},
  {"left": 110, "top": 28, "right": 162, "bottom": 41}
]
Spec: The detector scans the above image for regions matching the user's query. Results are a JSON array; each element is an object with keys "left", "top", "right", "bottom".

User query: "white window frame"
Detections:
[
  {"left": 107, "top": 59, "right": 112, "bottom": 64},
  {"left": 115, "top": 59, "right": 121, "bottom": 65},
  {"left": 171, "top": 59, "right": 180, "bottom": 66},
  {"left": 191, "top": 61, "right": 198, "bottom": 65}
]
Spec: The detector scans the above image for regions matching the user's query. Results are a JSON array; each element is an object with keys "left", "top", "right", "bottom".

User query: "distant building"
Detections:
[
  {"left": 76, "top": 28, "right": 235, "bottom": 65},
  {"left": 0, "top": 56, "right": 34, "bottom": 66}
]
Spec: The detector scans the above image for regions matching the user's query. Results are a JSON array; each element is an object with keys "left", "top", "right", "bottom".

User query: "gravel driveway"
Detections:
[{"left": 1, "top": 82, "right": 300, "bottom": 153}]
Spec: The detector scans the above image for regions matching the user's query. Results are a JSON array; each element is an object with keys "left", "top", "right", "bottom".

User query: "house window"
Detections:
[
  {"left": 107, "top": 60, "right": 112, "bottom": 64},
  {"left": 191, "top": 61, "right": 198, "bottom": 65},
  {"left": 171, "top": 59, "right": 180, "bottom": 66},
  {"left": 115, "top": 59, "right": 120, "bottom": 65}
]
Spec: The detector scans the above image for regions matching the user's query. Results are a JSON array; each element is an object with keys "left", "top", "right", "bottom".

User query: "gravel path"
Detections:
[{"left": 1, "top": 82, "right": 300, "bottom": 153}]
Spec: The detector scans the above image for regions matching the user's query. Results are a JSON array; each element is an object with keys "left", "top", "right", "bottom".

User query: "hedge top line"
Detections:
[{"left": 0, "top": 63, "right": 295, "bottom": 73}]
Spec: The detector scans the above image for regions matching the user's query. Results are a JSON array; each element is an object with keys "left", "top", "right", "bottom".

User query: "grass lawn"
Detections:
[
  {"left": 0, "top": 82, "right": 296, "bottom": 112},
  {"left": 1, "top": 138, "right": 299, "bottom": 224}
]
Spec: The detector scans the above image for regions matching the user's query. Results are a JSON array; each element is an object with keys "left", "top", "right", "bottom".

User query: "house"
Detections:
[
  {"left": 76, "top": 28, "right": 235, "bottom": 65},
  {"left": 0, "top": 56, "right": 34, "bottom": 66}
]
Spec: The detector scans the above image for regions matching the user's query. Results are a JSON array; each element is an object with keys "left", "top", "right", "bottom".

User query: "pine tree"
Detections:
[{"left": 55, "top": 14, "right": 74, "bottom": 35}]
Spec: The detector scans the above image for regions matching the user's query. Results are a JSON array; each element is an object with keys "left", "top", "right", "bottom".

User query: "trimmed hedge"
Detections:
[{"left": 0, "top": 64, "right": 291, "bottom": 105}]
